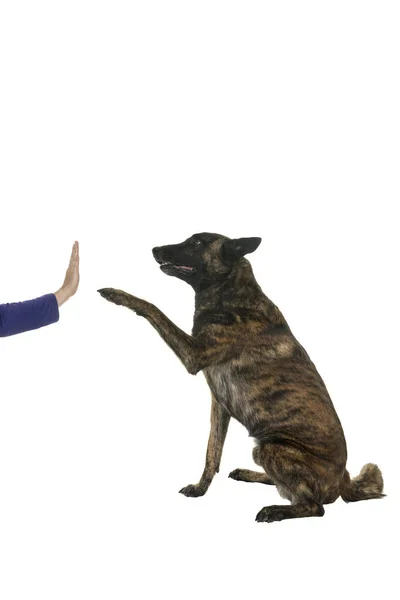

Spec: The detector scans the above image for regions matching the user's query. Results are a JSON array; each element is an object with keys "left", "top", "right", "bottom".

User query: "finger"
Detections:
[{"left": 69, "top": 242, "right": 79, "bottom": 267}]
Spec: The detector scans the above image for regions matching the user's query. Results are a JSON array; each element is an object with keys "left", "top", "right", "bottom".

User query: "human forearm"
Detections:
[
  {"left": 0, "top": 294, "right": 59, "bottom": 337},
  {"left": 54, "top": 287, "right": 73, "bottom": 307}
]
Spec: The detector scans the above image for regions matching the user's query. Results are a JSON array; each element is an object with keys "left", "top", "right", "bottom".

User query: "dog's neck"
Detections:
[
  {"left": 193, "top": 260, "right": 286, "bottom": 328},
  {"left": 194, "top": 260, "right": 258, "bottom": 304}
]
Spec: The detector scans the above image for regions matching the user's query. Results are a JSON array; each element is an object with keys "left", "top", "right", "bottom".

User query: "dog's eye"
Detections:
[{"left": 194, "top": 240, "right": 202, "bottom": 247}]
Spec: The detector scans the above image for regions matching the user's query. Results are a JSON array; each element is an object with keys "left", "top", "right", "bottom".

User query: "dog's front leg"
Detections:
[
  {"left": 179, "top": 394, "right": 230, "bottom": 497},
  {"left": 98, "top": 288, "right": 202, "bottom": 374}
]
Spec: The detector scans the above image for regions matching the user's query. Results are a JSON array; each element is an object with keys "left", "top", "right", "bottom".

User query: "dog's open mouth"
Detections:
[{"left": 156, "top": 259, "right": 195, "bottom": 275}]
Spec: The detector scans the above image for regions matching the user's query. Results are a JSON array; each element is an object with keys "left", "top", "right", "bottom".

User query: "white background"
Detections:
[{"left": 0, "top": 2, "right": 399, "bottom": 599}]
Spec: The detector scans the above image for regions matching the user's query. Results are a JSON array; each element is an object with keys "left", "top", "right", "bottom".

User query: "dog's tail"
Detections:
[{"left": 340, "top": 463, "right": 385, "bottom": 502}]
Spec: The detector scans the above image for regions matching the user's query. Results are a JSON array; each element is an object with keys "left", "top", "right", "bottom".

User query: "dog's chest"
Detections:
[{"left": 204, "top": 362, "right": 253, "bottom": 426}]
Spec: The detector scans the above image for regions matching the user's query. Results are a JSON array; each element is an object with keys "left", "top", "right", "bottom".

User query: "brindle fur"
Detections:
[{"left": 98, "top": 232, "right": 384, "bottom": 523}]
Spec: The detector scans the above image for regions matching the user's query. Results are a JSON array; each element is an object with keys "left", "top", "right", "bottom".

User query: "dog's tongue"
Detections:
[{"left": 178, "top": 265, "right": 193, "bottom": 272}]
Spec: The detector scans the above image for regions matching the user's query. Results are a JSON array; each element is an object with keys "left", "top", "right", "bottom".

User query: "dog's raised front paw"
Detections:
[{"left": 97, "top": 288, "right": 127, "bottom": 306}]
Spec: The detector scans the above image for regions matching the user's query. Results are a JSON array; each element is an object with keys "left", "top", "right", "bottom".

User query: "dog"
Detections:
[{"left": 98, "top": 232, "right": 384, "bottom": 523}]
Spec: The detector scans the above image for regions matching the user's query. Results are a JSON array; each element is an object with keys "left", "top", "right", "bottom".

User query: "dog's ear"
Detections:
[{"left": 222, "top": 237, "right": 262, "bottom": 262}]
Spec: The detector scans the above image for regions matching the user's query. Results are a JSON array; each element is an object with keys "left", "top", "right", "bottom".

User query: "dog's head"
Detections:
[{"left": 152, "top": 233, "right": 261, "bottom": 289}]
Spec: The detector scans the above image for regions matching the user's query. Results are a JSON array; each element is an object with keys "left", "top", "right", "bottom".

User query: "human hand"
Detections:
[{"left": 55, "top": 241, "right": 80, "bottom": 307}]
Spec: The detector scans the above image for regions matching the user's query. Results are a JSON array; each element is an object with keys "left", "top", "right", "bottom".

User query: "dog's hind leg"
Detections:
[
  {"left": 255, "top": 442, "right": 327, "bottom": 523},
  {"left": 228, "top": 469, "right": 275, "bottom": 484},
  {"left": 180, "top": 395, "right": 230, "bottom": 497},
  {"left": 256, "top": 501, "right": 324, "bottom": 522},
  {"left": 229, "top": 444, "right": 274, "bottom": 484}
]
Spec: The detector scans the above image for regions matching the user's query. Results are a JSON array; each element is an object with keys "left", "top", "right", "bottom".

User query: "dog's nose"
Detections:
[{"left": 152, "top": 247, "right": 161, "bottom": 256}]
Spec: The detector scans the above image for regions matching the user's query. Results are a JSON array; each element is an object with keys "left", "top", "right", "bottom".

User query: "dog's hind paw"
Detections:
[
  {"left": 179, "top": 484, "right": 207, "bottom": 498},
  {"left": 228, "top": 469, "right": 243, "bottom": 481},
  {"left": 255, "top": 506, "right": 284, "bottom": 523}
]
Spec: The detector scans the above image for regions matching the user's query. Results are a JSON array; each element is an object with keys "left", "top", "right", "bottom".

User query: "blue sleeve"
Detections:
[{"left": 0, "top": 293, "right": 60, "bottom": 337}]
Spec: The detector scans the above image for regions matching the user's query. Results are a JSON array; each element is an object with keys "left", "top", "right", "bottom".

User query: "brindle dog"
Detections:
[{"left": 98, "top": 233, "right": 384, "bottom": 523}]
